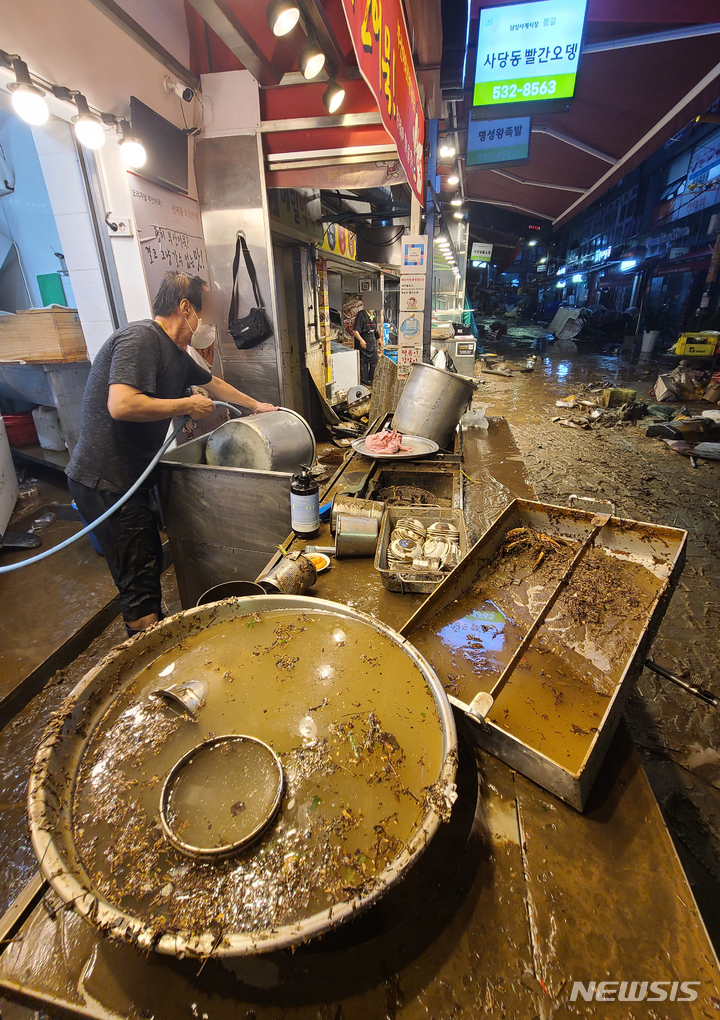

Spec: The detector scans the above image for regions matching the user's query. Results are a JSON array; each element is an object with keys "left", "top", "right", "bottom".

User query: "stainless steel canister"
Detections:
[
  {"left": 330, "top": 495, "right": 385, "bottom": 535},
  {"left": 392, "top": 362, "right": 475, "bottom": 450},
  {"left": 257, "top": 551, "right": 317, "bottom": 594},
  {"left": 335, "top": 514, "right": 379, "bottom": 558},
  {"left": 205, "top": 408, "right": 316, "bottom": 472}
]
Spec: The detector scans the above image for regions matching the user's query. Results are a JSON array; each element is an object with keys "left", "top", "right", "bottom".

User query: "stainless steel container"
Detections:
[
  {"left": 402, "top": 498, "right": 687, "bottom": 811},
  {"left": 197, "top": 580, "right": 266, "bottom": 605},
  {"left": 335, "top": 513, "right": 379, "bottom": 558},
  {"left": 392, "top": 363, "right": 475, "bottom": 450},
  {"left": 330, "top": 494, "right": 385, "bottom": 535},
  {"left": 258, "top": 551, "right": 317, "bottom": 593},
  {"left": 205, "top": 408, "right": 316, "bottom": 472},
  {"left": 28, "top": 595, "right": 457, "bottom": 958}
]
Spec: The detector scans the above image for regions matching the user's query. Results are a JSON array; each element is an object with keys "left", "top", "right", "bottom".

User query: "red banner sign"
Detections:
[{"left": 340, "top": 0, "right": 425, "bottom": 205}]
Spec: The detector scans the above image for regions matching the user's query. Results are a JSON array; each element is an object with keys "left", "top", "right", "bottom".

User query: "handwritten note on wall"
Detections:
[{"left": 129, "top": 173, "right": 209, "bottom": 302}]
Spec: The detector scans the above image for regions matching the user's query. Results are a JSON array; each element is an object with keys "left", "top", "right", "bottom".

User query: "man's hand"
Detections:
[
  {"left": 254, "top": 402, "right": 279, "bottom": 413},
  {"left": 184, "top": 393, "right": 215, "bottom": 419},
  {"left": 360, "top": 338, "right": 367, "bottom": 349}
]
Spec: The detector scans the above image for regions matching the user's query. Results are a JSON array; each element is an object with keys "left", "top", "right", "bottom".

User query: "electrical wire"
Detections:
[{"left": 0, "top": 401, "right": 243, "bottom": 575}]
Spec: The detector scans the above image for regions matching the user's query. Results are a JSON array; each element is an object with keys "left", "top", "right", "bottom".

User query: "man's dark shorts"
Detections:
[{"left": 68, "top": 479, "right": 163, "bottom": 624}]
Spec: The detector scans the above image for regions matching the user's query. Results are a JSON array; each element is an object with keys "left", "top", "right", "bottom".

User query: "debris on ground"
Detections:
[
  {"left": 599, "top": 387, "right": 637, "bottom": 408},
  {"left": 662, "top": 440, "right": 720, "bottom": 460},
  {"left": 653, "top": 363, "right": 709, "bottom": 402}
]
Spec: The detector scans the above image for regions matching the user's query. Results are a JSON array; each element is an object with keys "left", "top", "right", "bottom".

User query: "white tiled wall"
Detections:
[{"left": 32, "top": 119, "right": 114, "bottom": 359}]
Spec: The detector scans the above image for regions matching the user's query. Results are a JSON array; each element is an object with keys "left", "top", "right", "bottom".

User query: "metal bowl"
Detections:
[
  {"left": 28, "top": 596, "right": 456, "bottom": 959},
  {"left": 159, "top": 735, "right": 284, "bottom": 859}
]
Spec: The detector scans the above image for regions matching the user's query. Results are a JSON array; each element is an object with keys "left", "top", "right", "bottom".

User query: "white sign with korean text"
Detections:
[
  {"left": 474, "top": 0, "right": 587, "bottom": 109},
  {"left": 399, "top": 275, "right": 425, "bottom": 312},
  {"left": 400, "top": 235, "right": 429, "bottom": 274},
  {"left": 471, "top": 242, "right": 494, "bottom": 262},
  {"left": 129, "top": 172, "right": 209, "bottom": 302},
  {"left": 467, "top": 116, "right": 531, "bottom": 167}
]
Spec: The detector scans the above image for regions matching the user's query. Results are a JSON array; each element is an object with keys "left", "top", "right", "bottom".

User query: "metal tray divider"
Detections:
[{"left": 472, "top": 513, "right": 611, "bottom": 717}]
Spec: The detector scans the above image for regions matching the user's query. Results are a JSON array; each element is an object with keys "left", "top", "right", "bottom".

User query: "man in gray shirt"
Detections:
[{"left": 67, "top": 272, "right": 276, "bottom": 636}]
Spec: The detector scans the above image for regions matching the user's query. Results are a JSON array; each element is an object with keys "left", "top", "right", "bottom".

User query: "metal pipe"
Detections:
[
  {"left": 490, "top": 168, "right": 587, "bottom": 194},
  {"left": 645, "top": 659, "right": 718, "bottom": 708},
  {"left": 583, "top": 23, "right": 720, "bottom": 54},
  {"left": 531, "top": 125, "right": 617, "bottom": 164},
  {"left": 466, "top": 196, "right": 554, "bottom": 220}
]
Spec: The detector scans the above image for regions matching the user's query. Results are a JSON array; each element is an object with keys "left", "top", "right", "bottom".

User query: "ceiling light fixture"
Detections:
[
  {"left": 447, "top": 173, "right": 459, "bottom": 186},
  {"left": 117, "top": 120, "right": 146, "bottom": 168},
  {"left": 267, "top": 0, "right": 300, "bottom": 36},
  {"left": 299, "top": 41, "right": 326, "bottom": 80},
  {"left": 323, "top": 81, "right": 345, "bottom": 114},
  {"left": 72, "top": 93, "right": 106, "bottom": 149},
  {"left": 439, "top": 144, "right": 456, "bottom": 158},
  {"left": 450, "top": 196, "right": 462, "bottom": 207},
  {"left": 5, "top": 55, "right": 49, "bottom": 126},
  {"left": 453, "top": 210, "right": 464, "bottom": 219}
]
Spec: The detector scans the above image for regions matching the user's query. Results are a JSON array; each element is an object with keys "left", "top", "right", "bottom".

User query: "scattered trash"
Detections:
[
  {"left": 599, "top": 387, "right": 637, "bottom": 408},
  {"left": 663, "top": 440, "right": 720, "bottom": 460},
  {"left": 31, "top": 512, "right": 57, "bottom": 531},
  {"left": 555, "top": 397, "right": 580, "bottom": 408},
  {"left": 704, "top": 372, "right": 720, "bottom": 403},
  {"left": 653, "top": 364, "right": 708, "bottom": 402},
  {"left": 702, "top": 409, "right": 720, "bottom": 422},
  {"left": 461, "top": 405, "right": 489, "bottom": 429}
]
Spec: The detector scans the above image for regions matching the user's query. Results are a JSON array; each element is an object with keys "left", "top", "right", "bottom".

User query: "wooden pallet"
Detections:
[{"left": 0, "top": 308, "right": 88, "bottom": 363}]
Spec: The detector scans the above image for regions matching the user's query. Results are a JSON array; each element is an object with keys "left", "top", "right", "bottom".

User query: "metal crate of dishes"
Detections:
[
  {"left": 401, "top": 499, "right": 687, "bottom": 810},
  {"left": 375, "top": 506, "right": 469, "bottom": 594}
]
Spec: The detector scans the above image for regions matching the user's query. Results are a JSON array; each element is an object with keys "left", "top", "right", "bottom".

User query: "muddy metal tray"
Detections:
[
  {"left": 401, "top": 499, "right": 687, "bottom": 810},
  {"left": 375, "top": 506, "right": 469, "bottom": 594}
]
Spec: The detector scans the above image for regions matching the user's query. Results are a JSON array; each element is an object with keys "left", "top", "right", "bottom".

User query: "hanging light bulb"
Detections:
[
  {"left": 7, "top": 58, "right": 49, "bottom": 126},
  {"left": 267, "top": 0, "right": 300, "bottom": 36},
  {"left": 447, "top": 173, "right": 459, "bottom": 186},
  {"left": 439, "top": 143, "right": 456, "bottom": 158},
  {"left": 323, "top": 81, "right": 345, "bottom": 114},
  {"left": 450, "top": 196, "right": 463, "bottom": 207},
  {"left": 72, "top": 94, "right": 105, "bottom": 149},
  {"left": 453, "top": 210, "right": 464, "bottom": 219},
  {"left": 117, "top": 121, "right": 146, "bottom": 168},
  {"left": 299, "top": 41, "right": 326, "bottom": 80}
]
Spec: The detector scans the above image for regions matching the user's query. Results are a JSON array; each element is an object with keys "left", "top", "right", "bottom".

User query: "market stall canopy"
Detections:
[
  {"left": 453, "top": 0, "right": 720, "bottom": 229},
  {"left": 182, "top": 0, "right": 437, "bottom": 197}
]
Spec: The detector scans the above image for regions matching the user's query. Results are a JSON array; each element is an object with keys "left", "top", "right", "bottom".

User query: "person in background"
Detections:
[
  {"left": 352, "top": 301, "right": 380, "bottom": 385},
  {"left": 66, "top": 272, "right": 277, "bottom": 638}
]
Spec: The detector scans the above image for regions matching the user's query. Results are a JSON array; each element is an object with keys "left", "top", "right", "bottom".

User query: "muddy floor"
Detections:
[
  {"left": 475, "top": 326, "right": 720, "bottom": 949},
  {"left": 0, "top": 327, "right": 718, "bottom": 1003}
]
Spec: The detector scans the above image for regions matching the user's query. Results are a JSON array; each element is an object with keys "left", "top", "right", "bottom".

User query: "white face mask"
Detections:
[{"left": 186, "top": 307, "right": 217, "bottom": 348}]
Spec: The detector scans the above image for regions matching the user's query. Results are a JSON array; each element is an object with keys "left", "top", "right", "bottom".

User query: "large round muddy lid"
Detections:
[{"left": 29, "top": 597, "right": 456, "bottom": 958}]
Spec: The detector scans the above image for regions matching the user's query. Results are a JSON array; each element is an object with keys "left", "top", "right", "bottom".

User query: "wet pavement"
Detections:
[
  {"left": 475, "top": 323, "right": 720, "bottom": 949},
  {"left": 0, "top": 328, "right": 718, "bottom": 1017}
]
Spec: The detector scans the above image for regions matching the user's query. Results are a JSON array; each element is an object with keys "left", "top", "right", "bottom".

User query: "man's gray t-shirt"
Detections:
[{"left": 67, "top": 320, "right": 211, "bottom": 492}]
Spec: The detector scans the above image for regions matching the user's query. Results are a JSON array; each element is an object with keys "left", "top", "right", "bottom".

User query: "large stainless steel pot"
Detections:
[
  {"left": 28, "top": 596, "right": 456, "bottom": 959},
  {"left": 392, "top": 363, "right": 475, "bottom": 450},
  {"left": 205, "top": 407, "right": 316, "bottom": 471}
]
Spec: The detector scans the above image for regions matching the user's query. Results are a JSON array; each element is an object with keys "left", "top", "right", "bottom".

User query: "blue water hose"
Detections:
[{"left": 0, "top": 401, "right": 242, "bottom": 575}]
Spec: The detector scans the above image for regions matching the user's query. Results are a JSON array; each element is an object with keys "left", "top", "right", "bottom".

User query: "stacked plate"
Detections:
[{"left": 388, "top": 518, "right": 461, "bottom": 573}]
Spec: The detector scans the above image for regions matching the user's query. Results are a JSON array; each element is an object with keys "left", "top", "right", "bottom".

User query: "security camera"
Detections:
[{"left": 164, "top": 76, "right": 195, "bottom": 103}]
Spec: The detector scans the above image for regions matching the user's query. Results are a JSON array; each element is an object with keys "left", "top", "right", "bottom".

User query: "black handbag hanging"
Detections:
[{"left": 228, "top": 234, "right": 273, "bottom": 350}]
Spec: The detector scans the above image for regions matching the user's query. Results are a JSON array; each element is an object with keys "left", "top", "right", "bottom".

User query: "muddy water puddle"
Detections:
[
  {"left": 72, "top": 608, "right": 446, "bottom": 940},
  {"left": 413, "top": 537, "right": 665, "bottom": 774}
]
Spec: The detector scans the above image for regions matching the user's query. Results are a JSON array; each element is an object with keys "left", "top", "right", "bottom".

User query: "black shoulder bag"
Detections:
[{"left": 228, "top": 234, "right": 273, "bottom": 350}]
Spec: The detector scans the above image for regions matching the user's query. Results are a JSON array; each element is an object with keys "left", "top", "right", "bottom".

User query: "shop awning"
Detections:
[
  {"left": 183, "top": 0, "right": 433, "bottom": 197},
  {"left": 457, "top": 1, "right": 720, "bottom": 229}
]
